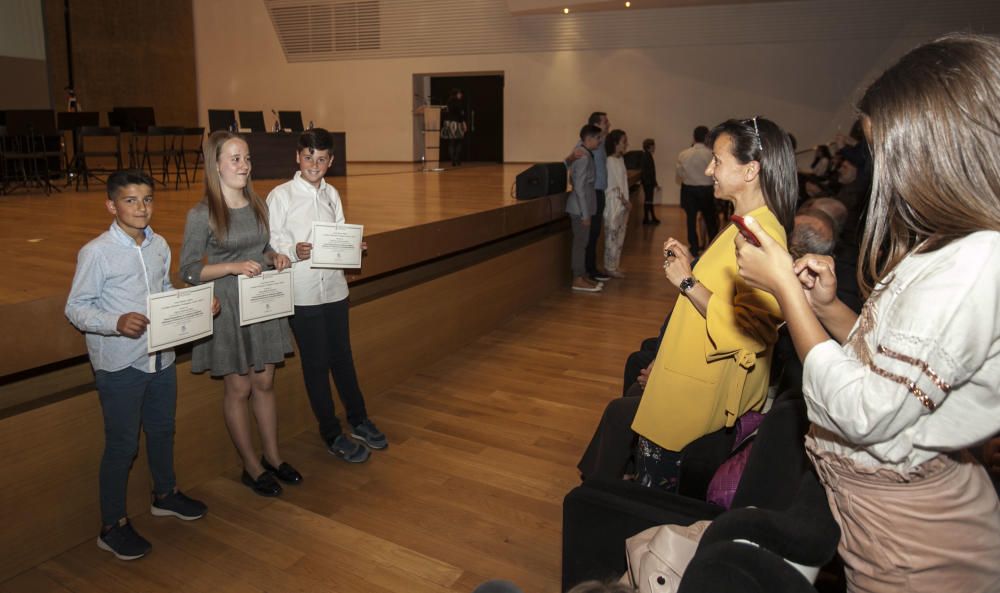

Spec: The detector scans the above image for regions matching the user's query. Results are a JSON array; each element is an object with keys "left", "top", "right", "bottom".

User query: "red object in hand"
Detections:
[{"left": 731, "top": 215, "right": 762, "bottom": 247}]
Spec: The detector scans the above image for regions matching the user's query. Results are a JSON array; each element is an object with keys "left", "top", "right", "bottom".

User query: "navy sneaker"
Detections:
[
  {"left": 351, "top": 419, "right": 388, "bottom": 450},
  {"left": 97, "top": 518, "right": 151, "bottom": 560},
  {"left": 151, "top": 490, "right": 207, "bottom": 521},
  {"left": 327, "top": 434, "right": 371, "bottom": 463}
]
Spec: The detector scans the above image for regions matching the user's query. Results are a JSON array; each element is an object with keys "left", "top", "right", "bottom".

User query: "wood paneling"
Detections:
[
  {"left": 42, "top": 0, "right": 198, "bottom": 126},
  {"left": 0, "top": 228, "right": 570, "bottom": 581}
]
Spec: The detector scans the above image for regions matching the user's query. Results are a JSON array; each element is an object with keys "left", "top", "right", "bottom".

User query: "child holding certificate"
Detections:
[
  {"left": 66, "top": 170, "right": 214, "bottom": 560},
  {"left": 179, "top": 131, "right": 300, "bottom": 497},
  {"left": 267, "top": 128, "right": 386, "bottom": 463}
]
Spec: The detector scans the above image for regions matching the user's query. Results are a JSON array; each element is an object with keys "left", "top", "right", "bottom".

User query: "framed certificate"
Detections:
[
  {"left": 146, "top": 284, "right": 215, "bottom": 353},
  {"left": 311, "top": 222, "right": 364, "bottom": 269},
  {"left": 238, "top": 269, "right": 295, "bottom": 326}
]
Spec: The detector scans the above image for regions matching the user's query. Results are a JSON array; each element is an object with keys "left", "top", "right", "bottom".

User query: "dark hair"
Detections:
[
  {"left": 642, "top": 138, "right": 655, "bottom": 151},
  {"left": 605, "top": 129, "right": 627, "bottom": 155},
  {"left": 707, "top": 117, "right": 797, "bottom": 234},
  {"left": 298, "top": 127, "right": 334, "bottom": 153},
  {"left": 580, "top": 124, "right": 602, "bottom": 141},
  {"left": 447, "top": 88, "right": 462, "bottom": 102},
  {"left": 107, "top": 169, "right": 154, "bottom": 200},
  {"left": 587, "top": 112, "right": 607, "bottom": 126},
  {"left": 693, "top": 126, "right": 709, "bottom": 144},
  {"left": 857, "top": 34, "right": 1000, "bottom": 296}
]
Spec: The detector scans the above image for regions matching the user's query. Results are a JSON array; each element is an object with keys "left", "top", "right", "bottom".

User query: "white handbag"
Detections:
[{"left": 620, "top": 520, "right": 712, "bottom": 593}]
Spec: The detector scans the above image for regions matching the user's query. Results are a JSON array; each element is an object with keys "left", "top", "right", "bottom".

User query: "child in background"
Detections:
[{"left": 569, "top": 125, "right": 604, "bottom": 293}]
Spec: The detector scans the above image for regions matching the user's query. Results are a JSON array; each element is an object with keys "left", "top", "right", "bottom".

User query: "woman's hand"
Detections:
[
  {"left": 793, "top": 255, "right": 840, "bottom": 313},
  {"left": 662, "top": 238, "right": 694, "bottom": 289},
  {"left": 733, "top": 215, "right": 797, "bottom": 295},
  {"left": 211, "top": 297, "right": 221, "bottom": 316},
  {"left": 273, "top": 253, "right": 291, "bottom": 272},
  {"left": 231, "top": 260, "right": 263, "bottom": 277}
]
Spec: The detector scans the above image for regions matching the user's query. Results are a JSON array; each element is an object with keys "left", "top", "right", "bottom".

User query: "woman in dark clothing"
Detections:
[
  {"left": 640, "top": 138, "right": 660, "bottom": 224},
  {"left": 442, "top": 89, "right": 467, "bottom": 167}
]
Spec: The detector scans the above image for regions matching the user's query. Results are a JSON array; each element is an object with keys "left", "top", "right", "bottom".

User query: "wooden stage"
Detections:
[{"left": 0, "top": 163, "right": 679, "bottom": 592}]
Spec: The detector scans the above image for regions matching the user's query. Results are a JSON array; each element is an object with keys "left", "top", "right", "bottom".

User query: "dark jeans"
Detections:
[
  {"left": 642, "top": 183, "right": 658, "bottom": 222},
  {"left": 288, "top": 299, "right": 369, "bottom": 442},
  {"left": 95, "top": 364, "right": 177, "bottom": 526},
  {"left": 448, "top": 137, "right": 464, "bottom": 165},
  {"left": 680, "top": 184, "right": 718, "bottom": 253},
  {"left": 585, "top": 189, "right": 606, "bottom": 275}
]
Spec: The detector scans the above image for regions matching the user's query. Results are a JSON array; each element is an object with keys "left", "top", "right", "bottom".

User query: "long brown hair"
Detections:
[
  {"left": 202, "top": 130, "right": 268, "bottom": 238},
  {"left": 858, "top": 33, "right": 1000, "bottom": 296}
]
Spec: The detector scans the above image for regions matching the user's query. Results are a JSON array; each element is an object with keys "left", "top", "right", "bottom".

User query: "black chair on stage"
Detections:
[
  {"left": 208, "top": 109, "right": 236, "bottom": 133},
  {"left": 4, "top": 110, "right": 62, "bottom": 195},
  {"left": 238, "top": 110, "right": 267, "bottom": 133},
  {"left": 139, "top": 126, "right": 187, "bottom": 189},
  {"left": 179, "top": 127, "right": 205, "bottom": 184},
  {"left": 75, "top": 126, "right": 123, "bottom": 190},
  {"left": 111, "top": 106, "right": 156, "bottom": 167},
  {"left": 278, "top": 110, "right": 304, "bottom": 132},
  {"left": 57, "top": 111, "right": 100, "bottom": 184}
]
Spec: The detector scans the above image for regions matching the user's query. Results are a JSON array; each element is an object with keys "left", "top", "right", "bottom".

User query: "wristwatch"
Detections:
[{"left": 679, "top": 276, "right": 698, "bottom": 295}]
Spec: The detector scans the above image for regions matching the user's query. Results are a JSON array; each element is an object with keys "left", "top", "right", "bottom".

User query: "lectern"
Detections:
[{"left": 414, "top": 105, "right": 443, "bottom": 171}]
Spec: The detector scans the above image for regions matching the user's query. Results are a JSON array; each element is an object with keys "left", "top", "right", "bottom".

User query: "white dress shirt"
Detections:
[
  {"left": 803, "top": 231, "right": 1000, "bottom": 472},
  {"left": 267, "top": 172, "right": 350, "bottom": 306},
  {"left": 676, "top": 143, "right": 714, "bottom": 187}
]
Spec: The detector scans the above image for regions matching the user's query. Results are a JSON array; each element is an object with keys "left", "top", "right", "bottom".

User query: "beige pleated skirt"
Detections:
[{"left": 807, "top": 435, "right": 1000, "bottom": 593}]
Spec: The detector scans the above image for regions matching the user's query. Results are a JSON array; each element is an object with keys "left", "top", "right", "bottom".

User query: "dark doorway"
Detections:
[{"left": 430, "top": 74, "right": 503, "bottom": 163}]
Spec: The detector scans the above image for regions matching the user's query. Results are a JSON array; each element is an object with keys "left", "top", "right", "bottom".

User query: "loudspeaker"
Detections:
[
  {"left": 515, "top": 163, "right": 567, "bottom": 200},
  {"left": 624, "top": 150, "right": 643, "bottom": 170}
]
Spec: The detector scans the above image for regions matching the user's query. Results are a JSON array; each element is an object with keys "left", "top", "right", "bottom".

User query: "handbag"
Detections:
[{"left": 621, "top": 520, "right": 713, "bottom": 593}]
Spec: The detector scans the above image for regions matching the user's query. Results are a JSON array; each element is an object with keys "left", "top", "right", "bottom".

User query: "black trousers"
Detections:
[
  {"left": 642, "top": 183, "right": 657, "bottom": 222},
  {"left": 448, "top": 137, "right": 463, "bottom": 166},
  {"left": 585, "top": 189, "right": 606, "bottom": 275},
  {"left": 287, "top": 299, "right": 369, "bottom": 442},
  {"left": 680, "top": 184, "right": 718, "bottom": 252},
  {"left": 623, "top": 338, "right": 659, "bottom": 396},
  {"left": 577, "top": 389, "right": 643, "bottom": 481}
]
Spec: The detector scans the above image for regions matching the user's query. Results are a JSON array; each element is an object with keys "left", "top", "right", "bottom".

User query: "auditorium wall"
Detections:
[
  {"left": 42, "top": 0, "right": 198, "bottom": 126},
  {"left": 192, "top": 0, "right": 1000, "bottom": 171}
]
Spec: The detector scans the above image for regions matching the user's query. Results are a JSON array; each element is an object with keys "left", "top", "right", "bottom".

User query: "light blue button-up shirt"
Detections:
[
  {"left": 572, "top": 139, "right": 608, "bottom": 191},
  {"left": 66, "top": 222, "right": 176, "bottom": 373}
]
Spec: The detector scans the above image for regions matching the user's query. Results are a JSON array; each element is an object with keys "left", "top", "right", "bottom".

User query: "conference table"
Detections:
[{"left": 243, "top": 131, "right": 347, "bottom": 178}]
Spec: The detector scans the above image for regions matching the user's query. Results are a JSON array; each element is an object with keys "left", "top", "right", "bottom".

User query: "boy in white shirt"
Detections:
[{"left": 266, "top": 129, "right": 386, "bottom": 463}]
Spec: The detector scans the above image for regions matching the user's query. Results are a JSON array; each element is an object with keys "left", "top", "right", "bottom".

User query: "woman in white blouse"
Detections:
[
  {"left": 603, "top": 129, "right": 631, "bottom": 278},
  {"left": 734, "top": 34, "right": 1000, "bottom": 593}
]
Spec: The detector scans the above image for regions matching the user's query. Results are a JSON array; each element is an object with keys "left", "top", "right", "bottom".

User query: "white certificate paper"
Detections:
[
  {"left": 146, "top": 283, "right": 214, "bottom": 353},
  {"left": 238, "top": 269, "right": 295, "bottom": 326},
  {"left": 311, "top": 222, "right": 364, "bottom": 269}
]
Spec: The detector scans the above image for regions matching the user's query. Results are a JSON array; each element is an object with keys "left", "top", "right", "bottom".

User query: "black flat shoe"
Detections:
[
  {"left": 241, "top": 469, "right": 282, "bottom": 497},
  {"left": 260, "top": 457, "right": 303, "bottom": 485}
]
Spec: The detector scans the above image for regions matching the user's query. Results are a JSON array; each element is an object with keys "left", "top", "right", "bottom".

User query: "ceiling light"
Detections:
[
  {"left": 563, "top": 7, "right": 570, "bottom": 13},
  {"left": 625, "top": 1, "right": 631, "bottom": 6}
]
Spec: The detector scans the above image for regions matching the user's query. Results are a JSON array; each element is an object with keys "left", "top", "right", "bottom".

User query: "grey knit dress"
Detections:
[{"left": 180, "top": 201, "right": 292, "bottom": 376}]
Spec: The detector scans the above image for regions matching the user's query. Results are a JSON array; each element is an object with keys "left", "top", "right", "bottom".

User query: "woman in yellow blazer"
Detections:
[{"left": 630, "top": 117, "right": 797, "bottom": 489}]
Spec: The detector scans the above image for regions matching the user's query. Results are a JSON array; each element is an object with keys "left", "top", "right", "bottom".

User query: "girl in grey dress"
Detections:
[{"left": 180, "top": 131, "right": 300, "bottom": 497}]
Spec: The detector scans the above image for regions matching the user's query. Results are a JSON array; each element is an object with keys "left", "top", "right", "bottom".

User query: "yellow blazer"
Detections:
[{"left": 631, "top": 206, "right": 786, "bottom": 451}]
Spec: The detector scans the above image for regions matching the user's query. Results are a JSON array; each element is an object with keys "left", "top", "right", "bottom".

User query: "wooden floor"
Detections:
[
  {"left": 1, "top": 187, "right": 685, "bottom": 592},
  {"left": 0, "top": 163, "right": 534, "bottom": 306}
]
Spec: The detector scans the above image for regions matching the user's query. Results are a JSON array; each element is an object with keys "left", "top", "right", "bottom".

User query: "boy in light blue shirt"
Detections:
[{"left": 66, "top": 170, "right": 214, "bottom": 560}]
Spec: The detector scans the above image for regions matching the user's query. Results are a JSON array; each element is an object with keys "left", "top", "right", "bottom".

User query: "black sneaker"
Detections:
[
  {"left": 327, "top": 434, "right": 371, "bottom": 463},
  {"left": 151, "top": 490, "right": 207, "bottom": 521},
  {"left": 97, "top": 518, "right": 151, "bottom": 560},
  {"left": 591, "top": 272, "right": 612, "bottom": 283},
  {"left": 351, "top": 419, "right": 388, "bottom": 450}
]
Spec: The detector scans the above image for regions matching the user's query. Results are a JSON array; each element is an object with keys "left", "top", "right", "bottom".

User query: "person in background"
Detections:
[
  {"left": 676, "top": 126, "right": 717, "bottom": 255},
  {"left": 603, "top": 129, "right": 632, "bottom": 278},
  {"left": 640, "top": 139, "right": 660, "bottom": 225}
]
